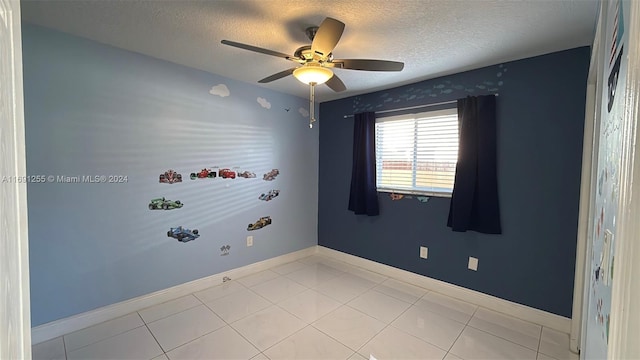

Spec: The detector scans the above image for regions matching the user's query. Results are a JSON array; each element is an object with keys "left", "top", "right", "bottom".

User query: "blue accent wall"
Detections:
[
  {"left": 318, "top": 47, "right": 590, "bottom": 318},
  {"left": 22, "top": 24, "right": 318, "bottom": 327}
]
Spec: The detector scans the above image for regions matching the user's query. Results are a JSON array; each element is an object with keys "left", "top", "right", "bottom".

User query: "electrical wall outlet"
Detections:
[
  {"left": 468, "top": 257, "right": 478, "bottom": 271},
  {"left": 246, "top": 235, "right": 253, "bottom": 247},
  {"left": 420, "top": 246, "right": 428, "bottom": 259}
]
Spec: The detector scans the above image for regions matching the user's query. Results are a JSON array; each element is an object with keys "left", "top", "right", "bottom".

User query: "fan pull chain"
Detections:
[{"left": 309, "top": 82, "right": 317, "bottom": 128}]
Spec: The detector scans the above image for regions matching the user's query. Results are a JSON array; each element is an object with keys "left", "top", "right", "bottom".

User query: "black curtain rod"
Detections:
[{"left": 342, "top": 94, "right": 498, "bottom": 119}]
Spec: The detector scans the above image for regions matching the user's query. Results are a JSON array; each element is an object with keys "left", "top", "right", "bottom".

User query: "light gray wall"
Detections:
[{"left": 22, "top": 24, "right": 318, "bottom": 327}]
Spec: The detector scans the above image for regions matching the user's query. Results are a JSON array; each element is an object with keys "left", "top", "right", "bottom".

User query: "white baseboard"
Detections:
[
  {"left": 31, "top": 246, "right": 317, "bottom": 345},
  {"left": 32, "top": 244, "right": 571, "bottom": 345},
  {"left": 317, "top": 246, "right": 571, "bottom": 333}
]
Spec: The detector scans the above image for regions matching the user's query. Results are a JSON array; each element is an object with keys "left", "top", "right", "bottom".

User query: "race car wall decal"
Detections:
[
  {"left": 259, "top": 190, "right": 280, "bottom": 201},
  {"left": 149, "top": 197, "right": 183, "bottom": 210},
  {"left": 167, "top": 226, "right": 199, "bottom": 243},
  {"left": 263, "top": 169, "right": 279, "bottom": 181},
  {"left": 247, "top": 216, "right": 272, "bottom": 231},
  {"left": 238, "top": 170, "right": 256, "bottom": 178},
  {"left": 190, "top": 168, "right": 217, "bottom": 180},
  {"left": 159, "top": 169, "right": 182, "bottom": 184},
  {"left": 219, "top": 168, "right": 236, "bottom": 179}
]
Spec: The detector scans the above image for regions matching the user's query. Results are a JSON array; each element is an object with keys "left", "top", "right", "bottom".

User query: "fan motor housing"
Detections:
[{"left": 294, "top": 45, "right": 332, "bottom": 63}]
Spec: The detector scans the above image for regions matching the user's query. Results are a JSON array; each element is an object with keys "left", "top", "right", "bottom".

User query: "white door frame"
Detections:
[
  {"left": 608, "top": 1, "right": 640, "bottom": 358},
  {"left": 570, "top": 9, "right": 602, "bottom": 352},
  {"left": 0, "top": 0, "right": 31, "bottom": 358}
]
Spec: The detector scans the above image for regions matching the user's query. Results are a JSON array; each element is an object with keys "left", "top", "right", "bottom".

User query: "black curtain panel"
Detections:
[
  {"left": 348, "top": 112, "right": 380, "bottom": 216},
  {"left": 447, "top": 95, "right": 502, "bottom": 234}
]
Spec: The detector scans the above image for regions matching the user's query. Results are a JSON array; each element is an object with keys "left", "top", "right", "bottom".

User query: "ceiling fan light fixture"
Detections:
[{"left": 293, "top": 65, "right": 333, "bottom": 85}]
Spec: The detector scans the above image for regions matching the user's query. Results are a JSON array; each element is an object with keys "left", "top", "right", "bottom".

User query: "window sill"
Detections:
[{"left": 376, "top": 189, "right": 452, "bottom": 198}]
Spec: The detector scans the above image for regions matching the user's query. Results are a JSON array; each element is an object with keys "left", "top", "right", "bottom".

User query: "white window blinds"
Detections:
[{"left": 375, "top": 107, "right": 459, "bottom": 196}]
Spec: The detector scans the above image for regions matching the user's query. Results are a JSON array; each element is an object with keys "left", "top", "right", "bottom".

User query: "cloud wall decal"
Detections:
[
  {"left": 209, "top": 84, "right": 230, "bottom": 97},
  {"left": 257, "top": 97, "right": 271, "bottom": 109}
]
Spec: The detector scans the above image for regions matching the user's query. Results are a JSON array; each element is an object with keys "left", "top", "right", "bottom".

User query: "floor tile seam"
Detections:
[
  {"left": 537, "top": 347, "right": 567, "bottom": 360},
  {"left": 334, "top": 276, "right": 378, "bottom": 292},
  {"left": 155, "top": 321, "right": 228, "bottom": 354},
  {"left": 350, "top": 313, "right": 407, "bottom": 357},
  {"left": 308, "top": 322, "right": 366, "bottom": 353},
  {"left": 466, "top": 305, "right": 479, "bottom": 325},
  {"left": 272, "top": 295, "right": 342, "bottom": 325},
  {"left": 216, "top": 298, "right": 285, "bottom": 327},
  {"left": 466, "top": 316, "right": 542, "bottom": 339},
  {"left": 442, "top": 305, "right": 480, "bottom": 357},
  {"left": 405, "top": 299, "right": 477, "bottom": 327},
  {"left": 539, "top": 327, "right": 569, "bottom": 347},
  {"left": 464, "top": 308, "right": 543, "bottom": 350},
  {"left": 307, "top": 302, "right": 348, "bottom": 326},
  {"left": 317, "top": 272, "right": 376, "bottom": 288},
  {"left": 280, "top": 272, "right": 317, "bottom": 288},
  {"left": 62, "top": 334, "right": 69, "bottom": 360},
  {"left": 138, "top": 298, "right": 204, "bottom": 325},
  {"left": 140, "top": 318, "right": 166, "bottom": 358},
  {"left": 460, "top": 324, "right": 542, "bottom": 354},
  {"left": 143, "top": 303, "right": 223, "bottom": 332},
  {"left": 222, "top": 323, "right": 264, "bottom": 358},
  {"left": 198, "top": 285, "right": 276, "bottom": 323},
  {"left": 378, "top": 277, "right": 432, "bottom": 297},
  {"left": 386, "top": 320, "right": 458, "bottom": 354},
  {"left": 355, "top": 287, "right": 416, "bottom": 308},
  {"left": 192, "top": 281, "right": 249, "bottom": 303},
  {"left": 236, "top": 270, "right": 281, "bottom": 288},
  {"left": 339, "top": 301, "right": 396, "bottom": 356},
  {"left": 257, "top": 322, "right": 312, "bottom": 354},
  {"left": 65, "top": 323, "right": 149, "bottom": 356},
  {"left": 352, "top": 296, "right": 441, "bottom": 355},
  {"left": 301, "top": 266, "right": 346, "bottom": 280},
  {"left": 471, "top": 306, "right": 544, "bottom": 330},
  {"left": 271, "top": 261, "right": 308, "bottom": 275},
  {"left": 272, "top": 301, "right": 313, "bottom": 324},
  {"left": 341, "top": 301, "right": 403, "bottom": 325},
  {"left": 312, "top": 285, "right": 361, "bottom": 304},
  {"left": 536, "top": 325, "right": 545, "bottom": 356},
  {"left": 64, "top": 314, "right": 146, "bottom": 354},
  {"left": 243, "top": 282, "right": 277, "bottom": 303},
  {"left": 369, "top": 285, "right": 424, "bottom": 306}
]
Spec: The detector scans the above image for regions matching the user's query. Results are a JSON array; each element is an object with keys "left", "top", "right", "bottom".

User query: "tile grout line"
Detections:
[
  {"left": 137, "top": 311, "right": 166, "bottom": 358},
  {"left": 63, "top": 319, "right": 148, "bottom": 355},
  {"left": 349, "top": 292, "right": 427, "bottom": 357},
  {"left": 140, "top": 294, "right": 204, "bottom": 325},
  {"left": 62, "top": 334, "right": 68, "bottom": 360},
  {"left": 462, "top": 308, "right": 543, "bottom": 354},
  {"left": 537, "top": 325, "right": 543, "bottom": 353},
  {"left": 444, "top": 304, "right": 480, "bottom": 357},
  {"left": 223, "top": 319, "right": 265, "bottom": 359}
]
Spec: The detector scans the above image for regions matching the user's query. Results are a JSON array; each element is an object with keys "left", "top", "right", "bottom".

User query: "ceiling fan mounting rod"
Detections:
[
  {"left": 309, "top": 82, "right": 317, "bottom": 128},
  {"left": 305, "top": 26, "right": 319, "bottom": 41}
]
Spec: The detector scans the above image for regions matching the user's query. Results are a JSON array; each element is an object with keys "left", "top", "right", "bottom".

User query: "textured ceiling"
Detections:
[{"left": 21, "top": 0, "right": 598, "bottom": 102}]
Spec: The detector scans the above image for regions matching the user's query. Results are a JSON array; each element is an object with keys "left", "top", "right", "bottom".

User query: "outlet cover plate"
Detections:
[
  {"left": 247, "top": 236, "right": 253, "bottom": 247},
  {"left": 420, "top": 246, "right": 428, "bottom": 259},
  {"left": 468, "top": 257, "right": 478, "bottom": 271}
]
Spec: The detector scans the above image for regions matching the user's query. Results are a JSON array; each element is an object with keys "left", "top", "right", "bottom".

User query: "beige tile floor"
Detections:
[{"left": 32, "top": 254, "right": 578, "bottom": 360}]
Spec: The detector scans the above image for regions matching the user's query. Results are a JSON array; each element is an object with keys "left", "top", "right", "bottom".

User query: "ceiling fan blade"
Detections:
[
  {"left": 325, "top": 74, "right": 346, "bottom": 92},
  {"left": 311, "top": 17, "right": 345, "bottom": 58},
  {"left": 331, "top": 59, "right": 404, "bottom": 71},
  {"left": 258, "top": 68, "right": 296, "bottom": 83},
  {"left": 221, "top": 40, "right": 299, "bottom": 61}
]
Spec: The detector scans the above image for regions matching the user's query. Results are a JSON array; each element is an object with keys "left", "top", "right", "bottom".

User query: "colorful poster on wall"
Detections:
[{"left": 584, "top": 0, "right": 629, "bottom": 358}]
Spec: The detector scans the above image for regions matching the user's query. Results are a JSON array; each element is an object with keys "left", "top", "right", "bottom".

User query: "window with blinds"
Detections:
[{"left": 375, "top": 107, "right": 459, "bottom": 196}]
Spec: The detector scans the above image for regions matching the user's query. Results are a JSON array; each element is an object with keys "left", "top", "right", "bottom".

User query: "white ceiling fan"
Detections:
[{"left": 221, "top": 17, "right": 404, "bottom": 127}]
